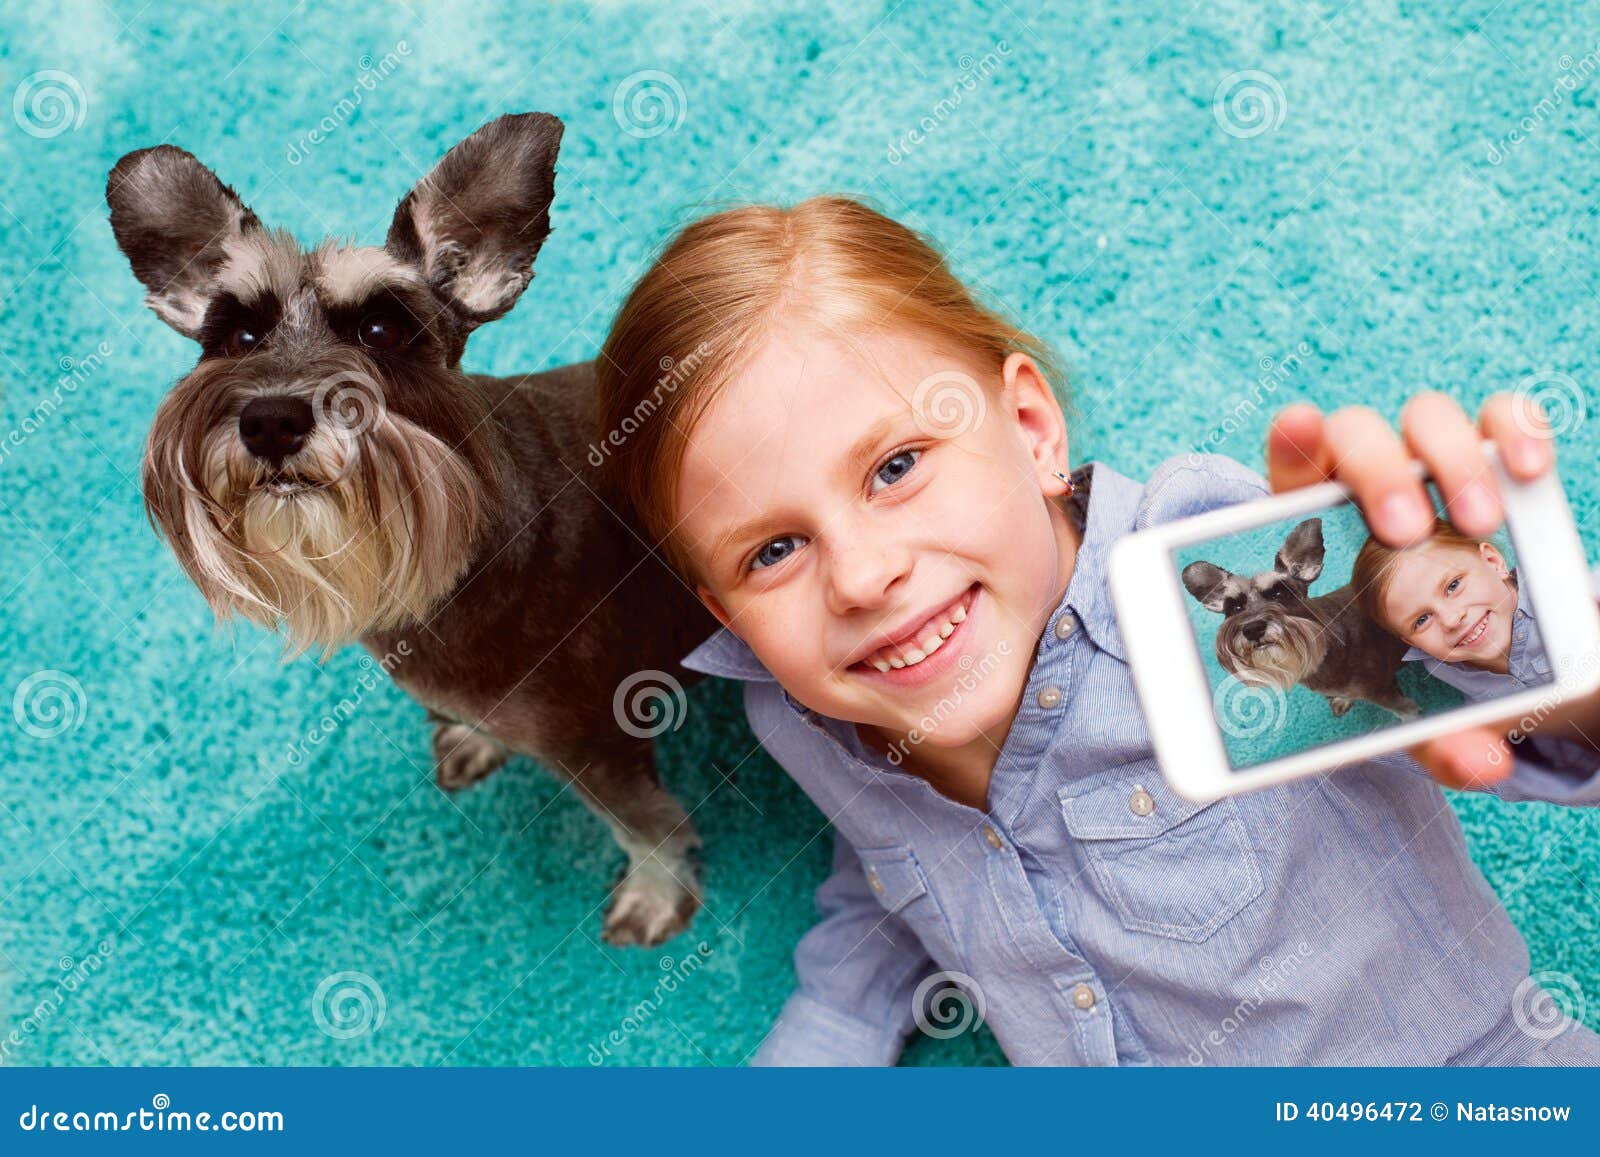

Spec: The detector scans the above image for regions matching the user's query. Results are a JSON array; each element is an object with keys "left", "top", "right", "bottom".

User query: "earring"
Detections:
[{"left": 1054, "top": 469, "right": 1075, "bottom": 496}]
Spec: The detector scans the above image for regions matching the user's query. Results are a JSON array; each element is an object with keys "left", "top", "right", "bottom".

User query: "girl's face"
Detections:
[
  {"left": 674, "top": 323, "right": 1076, "bottom": 754},
  {"left": 1377, "top": 540, "right": 1516, "bottom": 667}
]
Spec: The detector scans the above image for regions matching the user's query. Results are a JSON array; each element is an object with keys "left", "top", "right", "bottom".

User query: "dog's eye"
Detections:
[
  {"left": 225, "top": 327, "right": 261, "bottom": 357},
  {"left": 1223, "top": 596, "right": 1245, "bottom": 616},
  {"left": 1265, "top": 586, "right": 1289, "bottom": 601},
  {"left": 357, "top": 314, "right": 404, "bottom": 350}
]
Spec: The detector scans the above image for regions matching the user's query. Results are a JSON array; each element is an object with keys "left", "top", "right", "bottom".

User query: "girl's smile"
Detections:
[
  {"left": 1377, "top": 540, "right": 1517, "bottom": 672},
  {"left": 848, "top": 582, "right": 980, "bottom": 685},
  {"left": 673, "top": 321, "right": 1078, "bottom": 778}
]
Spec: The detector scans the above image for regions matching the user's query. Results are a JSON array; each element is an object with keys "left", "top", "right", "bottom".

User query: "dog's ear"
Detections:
[
  {"left": 1182, "top": 562, "right": 1234, "bottom": 612},
  {"left": 1276, "top": 518, "right": 1325, "bottom": 583},
  {"left": 106, "top": 145, "right": 262, "bottom": 339},
  {"left": 385, "top": 112, "right": 563, "bottom": 332}
]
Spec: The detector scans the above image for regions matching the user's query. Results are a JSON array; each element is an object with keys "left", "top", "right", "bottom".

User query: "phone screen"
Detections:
[{"left": 1170, "top": 483, "right": 1551, "bottom": 771}]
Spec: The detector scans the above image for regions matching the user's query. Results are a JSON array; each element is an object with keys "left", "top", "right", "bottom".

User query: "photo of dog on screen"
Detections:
[
  {"left": 1172, "top": 488, "right": 1548, "bottom": 772},
  {"left": 1182, "top": 517, "right": 1420, "bottom": 721}
]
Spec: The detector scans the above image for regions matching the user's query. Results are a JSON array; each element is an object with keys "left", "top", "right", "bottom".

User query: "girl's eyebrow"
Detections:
[{"left": 707, "top": 410, "right": 913, "bottom": 566}]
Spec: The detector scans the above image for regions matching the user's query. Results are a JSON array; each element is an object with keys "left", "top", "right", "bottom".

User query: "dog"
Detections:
[
  {"left": 1182, "top": 518, "right": 1419, "bottom": 719},
  {"left": 106, "top": 112, "right": 715, "bottom": 946}
]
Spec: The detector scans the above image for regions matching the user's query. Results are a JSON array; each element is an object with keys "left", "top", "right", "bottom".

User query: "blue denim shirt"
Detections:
[{"left": 683, "top": 455, "right": 1600, "bottom": 1066}]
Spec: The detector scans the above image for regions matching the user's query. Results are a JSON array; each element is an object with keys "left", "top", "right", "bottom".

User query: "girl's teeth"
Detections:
[
  {"left": 905, "top": 648, "right": 925, "bottom": 664},
  {"left": 922, "top": 635, "right": 944, "bottom": 655},
  {"left": 889, "top": 656, "right": 906, "bottom": 669},
  {"left": 939, "top": 622, "right": 954, "bottom": 639},
  {"left": 951, "top": 605, "right": 966, "bottom": 624},
  {"left": 861, "top": 595, "right": 971, "bottom": 672},
  {"left": 871, "top": 659, "right": 892, "bottom": 673}
]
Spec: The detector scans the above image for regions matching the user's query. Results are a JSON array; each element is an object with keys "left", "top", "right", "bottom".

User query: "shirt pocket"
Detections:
[
  {"left": 855, "top": 845, "right": 963, "bottom": 961},
  {"left": 1058, "top": 766, "right": 1264, "bottom": 943}
]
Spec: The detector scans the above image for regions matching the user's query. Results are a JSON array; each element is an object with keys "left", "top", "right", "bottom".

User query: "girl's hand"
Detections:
[{"left": 1264, "top": 391, "right": 1555, "bottom": 790}]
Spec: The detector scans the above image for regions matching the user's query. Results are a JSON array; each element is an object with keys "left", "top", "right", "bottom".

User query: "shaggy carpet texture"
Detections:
[{"left": 3, "top": 0, "right": 1598, "bottom": 1064}]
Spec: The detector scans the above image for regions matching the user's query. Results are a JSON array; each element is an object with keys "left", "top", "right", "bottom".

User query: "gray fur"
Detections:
[
  {"left": 108, "top": 114, "right": 712, "bottom": 946},
  {"left": 1183, "top": 518, "right": 1420, "bottom": 719}
]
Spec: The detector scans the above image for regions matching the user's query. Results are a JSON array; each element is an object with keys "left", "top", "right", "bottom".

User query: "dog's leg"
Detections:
[
  {"left": 428, "top": 710, "right": 513, "bottom": 790},
  {"left": 558, "top": 751, "right": 702, "bottom": 947},
  {"left": 1372, "top": 683, "right": 1421, "bottom": 720},
  {"left": 1325, "top": 695, "right": 1354, "bottom": 717}
]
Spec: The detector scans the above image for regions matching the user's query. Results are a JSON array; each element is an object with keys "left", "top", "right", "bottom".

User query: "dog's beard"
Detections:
[
  {"left": 147, "top": 400, "right": 482, "bottom": 656},
  {"left": 1216, "top": 616, "right": 1325, "bottom": 691}
]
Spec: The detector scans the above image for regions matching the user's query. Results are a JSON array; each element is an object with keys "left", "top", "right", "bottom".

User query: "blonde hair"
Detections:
[
  {"left": 593, "top": 196, "right": 1064, "bottom": 580},
  {"left": 1351, "top": 517, "right": 1498, "bottom": 626}
]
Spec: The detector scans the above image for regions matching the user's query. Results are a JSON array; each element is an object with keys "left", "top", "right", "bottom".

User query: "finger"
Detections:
[
  {"left": 1408, "top": 728, "right": 1514, "bottom": 790},
  {"left": 1266, "top": 403, "right": 1328, "bottom": 493},
  {"left": 1400, "top": 391, "right": 1502, "bottom": 538},
  {"left": 1480, "top": 392, "right": 1555, "bottom": 482},
  {"left": 1322, "top": 406, "right": 1434, "bottom": 545}
]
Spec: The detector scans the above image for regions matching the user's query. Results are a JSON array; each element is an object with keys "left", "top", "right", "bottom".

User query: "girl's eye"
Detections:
[
  {"left": 1413, "top": 612, "right": 1431, "bottom": 631},
  {"left": 358, "top": 314, "right": 403, "bottom": 350},
  {"left": 225, "top": 327, "right": 261, "bottom": 357},
  {"left": 751, "top": 535, "right": 804, "bottom": 572},
  {"left": 1446, "top": 577, "right": 1461, "bottom": 594},
  {"left": 870, "top": 448, "right": 921, "bottom": 494}
]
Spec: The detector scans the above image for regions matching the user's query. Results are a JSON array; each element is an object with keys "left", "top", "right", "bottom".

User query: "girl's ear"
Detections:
[
  {"left": 696, "top": 583, "right": 735, "bottom": 631},
  {"left": 1478, "top": 541, "right": 1511, "bottom": 579},
  {"left": 1002, "top": 352, "right": 1071, "bottom": 496}
]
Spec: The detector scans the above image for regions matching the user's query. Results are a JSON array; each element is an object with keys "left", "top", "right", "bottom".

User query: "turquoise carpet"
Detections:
[{"left": 4, "top": 0, "right": 1599, "bottom": 1065}]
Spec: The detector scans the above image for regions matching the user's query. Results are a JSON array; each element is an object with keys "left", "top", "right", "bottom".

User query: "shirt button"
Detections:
[
  {"left": 982, "top": 825, "right": 1004, "bottom": 850},
  {"left": 1055, "top": 615, "right": 1076, "bottom": 640},
  {"left": 867, "top": 868, "right": 884, "bottom": 894},
  {"left": 1037, "top": 686, "right": 1063, "bottom": 709},
  {"left": 1129, "top": 787, "right": 1155, "bottom": 817},
  {"left": 1071, "top": 983, "right": 1096, "bottom": 1010}
]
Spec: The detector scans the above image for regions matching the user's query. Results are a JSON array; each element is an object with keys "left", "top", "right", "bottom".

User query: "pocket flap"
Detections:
[
  {"left": 855, "top": 846, "right": 929, "bottom": 913},
  {"left": 1059, "top": 773, "right": 1211, "bottom": 840}
]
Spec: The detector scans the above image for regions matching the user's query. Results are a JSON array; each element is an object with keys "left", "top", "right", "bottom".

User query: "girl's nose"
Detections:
[{"left": 824, "top": 538, "right": 912, "bottom": 614}]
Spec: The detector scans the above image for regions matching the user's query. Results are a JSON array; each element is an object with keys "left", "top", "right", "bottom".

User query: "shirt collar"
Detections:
[{"left": 679, "top": 461, "right": 1142, "bottom": 680}]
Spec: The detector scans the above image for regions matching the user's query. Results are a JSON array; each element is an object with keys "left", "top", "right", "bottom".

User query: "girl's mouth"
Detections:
[
  {"left": 1454, "top": 611, "right": 1491, "bottom": 649},
  {"left": 849, "top": 584, "right": 980, "bottom": 688}
]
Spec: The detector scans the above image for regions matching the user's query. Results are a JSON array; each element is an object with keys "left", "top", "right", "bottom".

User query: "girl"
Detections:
[
  {"left": 1353, "top": 518, "right": 1600, "bottom": 694},
  {"left": 595, "top": 197, "right": 1600, "bottom": 1065}
]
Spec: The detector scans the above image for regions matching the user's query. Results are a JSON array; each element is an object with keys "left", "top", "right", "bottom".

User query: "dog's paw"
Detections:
[
  {"left": 1327, "top": 696, "right": 1353, "bottom": 717},
  {"left": 432, "top": 721, "right": 511, "bottom": 791},
  {"left": 602, "top": 859, "right": 701, "bottom": 948}
]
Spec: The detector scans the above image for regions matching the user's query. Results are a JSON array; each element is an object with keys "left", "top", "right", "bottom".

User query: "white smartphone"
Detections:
[{"left": 1108, "top": 445, "right": 1600, "bottom": 801}]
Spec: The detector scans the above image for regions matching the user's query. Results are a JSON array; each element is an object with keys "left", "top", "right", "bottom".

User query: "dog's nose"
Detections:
[
  {"left": 238, "top": 396, "right": 314, "bottom": 464},
  {"left": 1242, "top": 620, "right": 1267, "bottom": 643}
]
